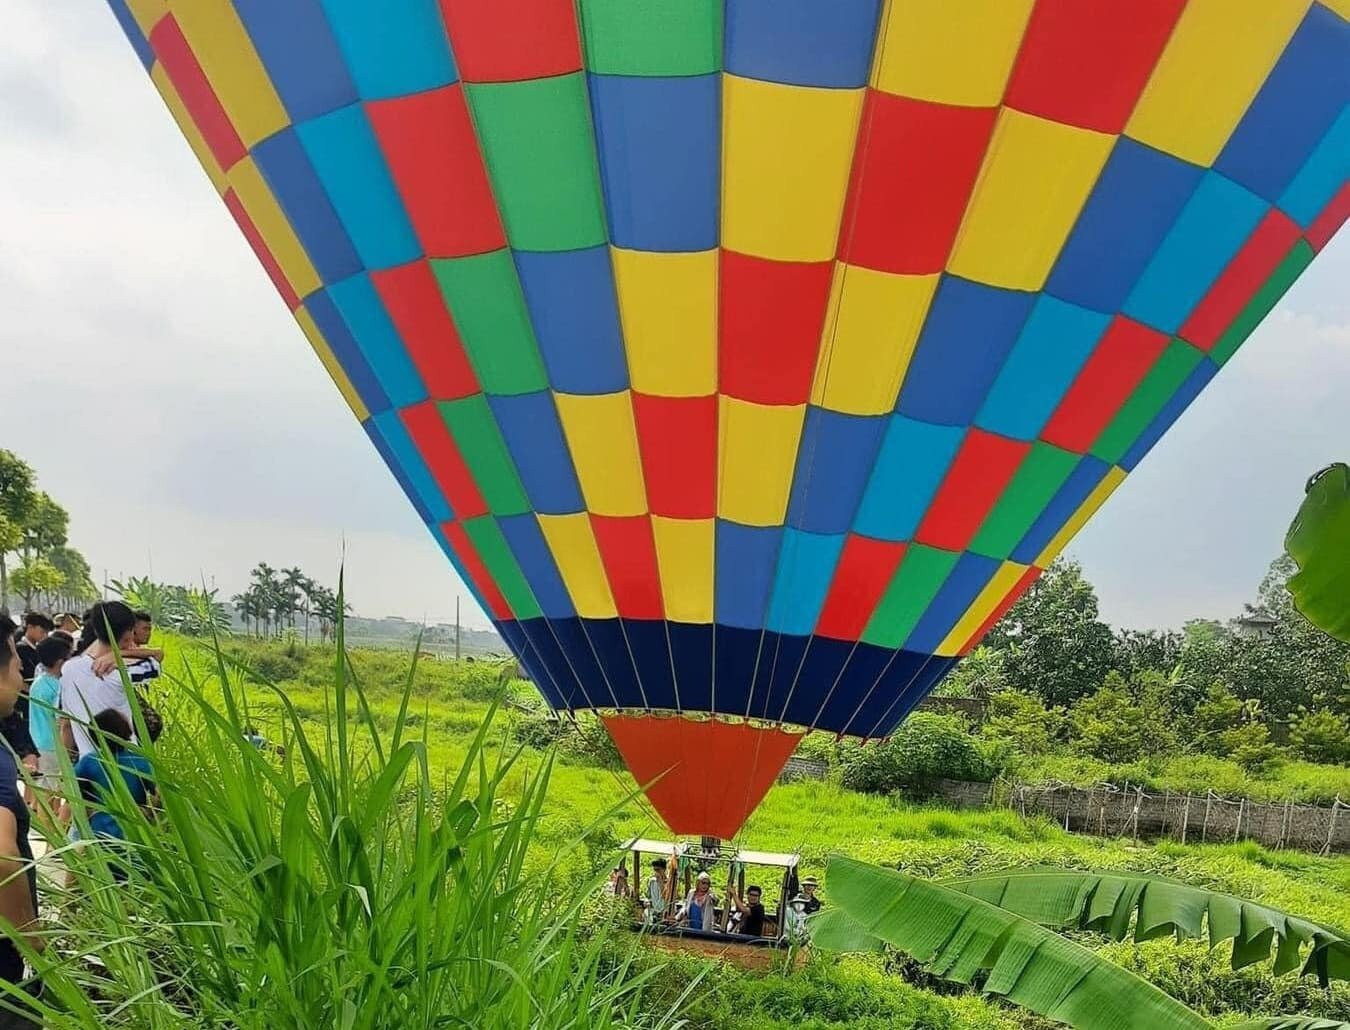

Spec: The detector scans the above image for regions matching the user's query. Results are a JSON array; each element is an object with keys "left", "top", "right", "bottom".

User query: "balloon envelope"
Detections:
[{"left": 107, "top": 0, "right": 1349, "bottom": 839}]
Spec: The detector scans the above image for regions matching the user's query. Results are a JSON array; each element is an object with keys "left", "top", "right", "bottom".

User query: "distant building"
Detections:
[{"left": 1234, "top": 614, "right": 1278, "bottom": 640}]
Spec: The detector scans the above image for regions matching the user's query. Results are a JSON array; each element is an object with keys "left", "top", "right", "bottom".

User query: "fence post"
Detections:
[
  {"left": 1279, "top": 800, "right": 1292, "bottom": 850},
  {"left": 1202, "top": 792, "right": 1213, "bottom": 843},
  {"left": 1180, "top": 794, "right": 1190, "bottom": 844},
  {"left": 1234, "top": 797, "right": 1245, "bottom": 842},
  {"left": 1327, "top": 799, "right": 1342, "bottom": 856},
  {"left": 1132, "top": 786, "right": 1142, "bottom": 841}
]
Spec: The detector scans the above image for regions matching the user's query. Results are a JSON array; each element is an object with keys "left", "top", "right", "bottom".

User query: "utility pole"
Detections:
[{"left": 455, "top": 596, "right": 461, "bottom": 661}]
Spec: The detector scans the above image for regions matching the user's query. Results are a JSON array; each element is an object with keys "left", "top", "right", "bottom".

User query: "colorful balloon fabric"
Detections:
[{"left": 107, "top": 0, "right": 1349, "bottom": 839}]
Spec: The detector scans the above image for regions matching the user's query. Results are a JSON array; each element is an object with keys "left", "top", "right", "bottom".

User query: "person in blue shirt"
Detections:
[
  {"left": 28, "top": 636, "right": 71, "bottom": 800},
  {"left": 73, "top": 709, "right": 155, "bottom": 871}
]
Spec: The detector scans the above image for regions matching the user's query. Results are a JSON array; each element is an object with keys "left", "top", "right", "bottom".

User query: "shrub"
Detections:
[
  {"left": 794, "top": 731, "right": 840, "bottom": 766},
  {"left": 1069, "top": 677, "right": 1148, "bottom": 762},
  {"left": 1219, "top": 721, "right": 1281, "bottom": 775},
  {"left": 1191, "top": 681, "right": 1245, "bottom": 755},
  {"left": 839, "top": 713, "right": 992, "bottom": 797},
  {"left": 981, "top": 690, "right": 1065, "bottom": 759},
  {"left": 1288, "top": 708, "right": 1350, "bottom": 764}
]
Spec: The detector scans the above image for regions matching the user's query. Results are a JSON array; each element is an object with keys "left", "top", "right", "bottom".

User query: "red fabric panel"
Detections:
[
  {"left": 838, "top": 92, "right": 997, "bottom": 275},
  {"left": 590, "top": 516, "right": 664, "bottom": 620},
  {"left": 603, "top": 715, "right": 801, "bottom": 839},
  {"left": 916, "top": 431, "right": 1032, "bottom": 552},
  {"left": 815, "top": 536, "right": 907, "bottom": 641},
  {"left": 367, "top": 85, "right": 505, "bottom": 258},
  {"left": 632, "top": 393, "right": 717, "bottom": 519},
  {"left": 1180, "top": 209, "right": 1301, "bottom": 351},
  {"left": 1306, "top": 181, "right": 1350, "bottom": 253},
  {"left": 438, "top": 0, "right": 581, "bottom": 82},
  {"left": 958, "top": 565, "right": 1042, "bottom": 656},
  {"left": 1004, "top": 0, "right": 1185, "bottom": 133},
  {"left": 371, "top": 262, "right": 480, "bottom": 399},
  {"left": 1040, "top": 316, "right": 1172, "bottom": 453},
  {"left": 400, "top": 401, "right": 488, "bottom": 518},
  {"left": 149, "top": 17, "right": 246, "bottom": 171},
  {"left": 440, "top": 521, "right": 512, "bottom": 619},
  {"left": 719, "top": 251, "right": 832, "bottom": 404},
  {"left": 222, "top": 189, "right": 300, "bottom": 309}
]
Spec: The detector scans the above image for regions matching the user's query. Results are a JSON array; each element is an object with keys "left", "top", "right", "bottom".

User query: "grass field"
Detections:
[{"left": 157, "top": 634, "right": 1350, "bottom": 1028}]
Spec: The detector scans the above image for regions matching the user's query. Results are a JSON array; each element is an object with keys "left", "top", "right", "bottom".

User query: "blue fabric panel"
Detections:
[
  {"left": 724, "top": 0, "right": 884, "bottom": 88},
  {"left": 976, "top": 296, "right": 1111, "bottom": 441},
  {"left": 430, "top": 533, "right": 493, "bottom": 629},
  {"left": 713, "top": 624, "right": 766, "bottom": 717},
  {"left": 750, "top": 633, "right": 809, "bottom": 721},
  {"left": 327, "top": 274, "right": 428, "bottom": 407},
  {"left": 1122, "top": 173, "right": 1268, "bottom": 334},
  {"left": 1047, "top": 138, "right": 1204, "bottom": 314},
  {"left": 588, "top": 74, "right": 720, "bottom": 252},
  {"left": 1011, "top": 456, "right": 1111, "bottom": 564},
  {"left": 621, "top": 619, "right": 678, "bottom": 711},
  {"left": 370, "top": 410, "right": 451, "bottom": 522},
  {"left": 863, "top": 656, "right": 960, "bottom": 739},
  {"left": 854, "top": 417, "right": 964, "bottom": 541},
  {"left": 318, "top": 0, "right": 457, "bottom": 99},
  {"left": 813, "top": 644, "right": 904, "bottom": 734},
  {"left": 364, "top": 421, "right": 432, "bottom": 524},
  {"left": 497, "top": 514, "right": 576, "bottom": 619},
  {"left": 541, "top": 618, "right": 610, "bottom": 709},
  {"left": 836, "top": 649, "right": 938, "bottom": 737},
  {"left": 253, "top": 128, "right": 363, "bottom": 284},
  {"left": 1120, "top": 359, "right": 1218, "bottom": 471},
  {"left": 515, "top": 619, "right": 588, "bottom": 709},
  {"left": 1216, "top": 5, "right": 1350, "bottom": 204},
  {"left": 896, "top": 276, "right": 1037, "bottom": 426},
  {"left": 304, "top": 291, "right": 391, "bottom": 414},
  {"left": 496, "top": 619, "right": 567, "bottom": 710},
  {"left": 1280, "top": 105, "right": 1350, "bottom": 228},
  {"left": 513, "top": 248, "right": 629, "bottom": 394},
  {"left": 106, "top": 0, "right": 154, "bottom": 69},
  {"left": 715, "top": 522, "right": 783, "bottom": 630},
  {"left": 296, "top": 104, "right": 421, "bottom": 269},
  {"left": 579, "top": 618, "right": 643, "bottom": 710},
  {"left": 773, "top": 635, "right": 856, "bottom": 729},
  {"left": 235, "top": 0, "right": 357, "bottom": 121},
  {"left": 766, "top": 531, "right": 846, "bottom": 637},
  {"left": 668, "top": 622, "right": 714, "bottom": 712},
  {"left": 903, "top": 552, "right": 999, "bottom": 654},
  {"left": 487, "top": 393, "right": 584, "bottom": 514},
  {"left": 787, "top": 408, "right": 887, "bottom": 534}
]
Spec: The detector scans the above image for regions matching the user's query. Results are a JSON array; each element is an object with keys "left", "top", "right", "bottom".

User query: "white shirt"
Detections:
[{"left": 59, "top": 654, "right": 136, "bottom": 757}]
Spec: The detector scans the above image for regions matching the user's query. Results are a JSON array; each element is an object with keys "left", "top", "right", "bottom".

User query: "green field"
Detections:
[{"left": 150, "top": 634, "right": 1350, "bottom": 1029}]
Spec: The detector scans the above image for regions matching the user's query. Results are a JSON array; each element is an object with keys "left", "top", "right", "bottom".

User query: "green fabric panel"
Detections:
[
  {"left": 861, "top": 545, "right": 960, "bottom": 648},
  {"left": 578, "top": 0, "right": 722, "bottom": 75},
  {"left": 466, "top": 74, "right": 607, "bottom": 252},
  {"left": 432, "top": 251, "right": 547, "bottom": 396},
  {"left": 1209, "top": 240, "right": 1314, "bottom": 367},
  {"left": 461, "top": 516, "right": 541, "bottom": 620},
  {"left": 438, "top": 396, "right": 530, "bottom": 516},
  {"left": 969, "top": 444, "right": 1079, "bottom": 559},
  {"left": 1090, "top": 340, "right": 1205, "bottom": 465}
]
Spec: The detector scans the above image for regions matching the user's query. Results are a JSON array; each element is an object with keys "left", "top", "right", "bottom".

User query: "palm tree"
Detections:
[
  {"left": 281, "top": 567, "right": 307, "bottom": 633},
  {"left": 297, "top": 574, "right": 319, "bottom": 645}
]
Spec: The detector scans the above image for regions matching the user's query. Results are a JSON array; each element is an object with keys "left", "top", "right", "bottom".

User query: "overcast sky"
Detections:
[{"left": 2, "top": 2, "right": 1346, "bottom": 633}]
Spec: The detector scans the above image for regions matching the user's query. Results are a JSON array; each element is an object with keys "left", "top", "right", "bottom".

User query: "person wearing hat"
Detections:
[
  {"left": 643, "top": 857, "right": 670, "bottom": 924},
  {"left": 677, "top": 871, "right": 719, "bottom": 932},
  {"left": 800, "top": 875, "right": 822, "bottom": 914}
]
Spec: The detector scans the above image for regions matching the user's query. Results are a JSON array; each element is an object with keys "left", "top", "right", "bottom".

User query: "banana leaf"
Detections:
[
  {"left": 812, "top": 856, "right": 1210, "bottom": 1030},
  {"left": 942, "top": 869, "right": 1350, "bottom": 987},
  {"left": 1230, "top": 1020, "right": 1350, "bottom": 1030},
  {"left": 1285, "top": 463, "right": 1350, "bottom": 643}
]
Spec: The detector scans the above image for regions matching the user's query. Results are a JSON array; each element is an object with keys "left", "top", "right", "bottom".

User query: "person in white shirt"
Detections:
[{"left": 59, "top": 601, "right": 139, "bottom": 759}]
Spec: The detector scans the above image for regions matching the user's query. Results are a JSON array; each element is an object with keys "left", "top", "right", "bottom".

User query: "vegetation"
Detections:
[
  {"left": 0, "top": 448, "right": 98, "bottom": 614},
  {"left": 1284, "top": 463, "right": 1350, "bottom": 644}
]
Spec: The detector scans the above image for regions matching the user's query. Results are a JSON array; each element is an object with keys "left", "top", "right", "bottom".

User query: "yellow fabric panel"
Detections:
[
  {"left": 947, "top": 110, "right": 1114, "bottom": 291},
  {"left": 1126, "top": 0, "right": 1310, "bottom": 166},
  {"left": 536, "top": 514, "right": 618, "bottom": 620},
  {"left": 167, "top": 0, "right": 288, "bottom": 147},
  {"left": 722, "top": 76, "right": 864, "bottom": 262},
  {"left": 124, "top": 0, "right": 168, "bottom": 34},
  {"left": 1035, "top": 467, "right": 1128, "bottom": 569},
  {"left": 226, "top": 157, "right": 322, "bottom": 300},
  {"left": 873, "top": 0, "right": 1034, "bottom": 106},
  {"left": 612, "top": 248, "right": 716, "bottom": 397},
  {"left": 1321, "top": 0, "right": 1350, "bottom": 18},
  {"left": 935, "top": 561, "right": 1030, "bottom": 657},
  {"left": 651, "top": 517, "right": 714, "bottom": 624},
  {"left": 812, "top": 266, "right": 939, "bottom": 415},
  {"left": 295, "top": 306, "right": 368, "bottom": 422},
  {"left": 150, "top": 64, "right": 229, "bottom": 195},
  {"left": 554, "top": 391, "right": 648, "bottom": 517},
  {"left": 718, "top": 398, "right": 805, "bottom": 526}
]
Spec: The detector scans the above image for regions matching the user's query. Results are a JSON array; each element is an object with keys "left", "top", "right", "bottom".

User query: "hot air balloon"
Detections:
[{"left": 105, "top": 0, "right": 1348, "bottom": 841}]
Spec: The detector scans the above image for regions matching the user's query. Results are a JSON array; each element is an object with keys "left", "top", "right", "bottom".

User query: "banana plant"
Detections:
[
  {"left": 1284, "top": 463, "right": 1350, "bottom": 643},
  {"left": 812, "top": 856, "right": 1347, "bottom": 1030}
]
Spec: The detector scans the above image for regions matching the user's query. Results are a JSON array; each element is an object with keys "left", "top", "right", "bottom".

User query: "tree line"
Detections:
[
  {"left": 231, "top": 563, "right": 349, "bottom": 643},
  {"left": 0, "top": 449, "right": 99, "bottom": 615}
]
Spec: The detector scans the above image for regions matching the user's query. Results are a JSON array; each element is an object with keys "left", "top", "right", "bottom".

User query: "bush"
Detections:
[
  {"left": 1288, "top": 708, "right": 1350, "bottom": 764},
  {"left": 1069, "top": 677, "right": 1148, "bottom": 762},
  {"left": 794, "top": 731, "right": 840, "bottom": 766},
  {"left": 981, "top": 690, "right": 1065, "bottom": 759},
  {"left": 839, "top": 713, "right": 992, "bottom": 797},
  {"left": 1192, "top": 682, "right": 1245, "bottom": 755},
  {"left": 1219, "top": 722, "right": 1281, "bottom": 775}
]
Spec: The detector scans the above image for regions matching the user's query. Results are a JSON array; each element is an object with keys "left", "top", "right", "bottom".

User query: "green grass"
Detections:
[{"left": 147, "top": 635, "right": 1350, "bottom": 1028}]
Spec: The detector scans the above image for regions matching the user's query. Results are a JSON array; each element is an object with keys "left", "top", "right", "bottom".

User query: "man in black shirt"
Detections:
[
  {"left": 13, "top": 614, "right": 51, "bottom": 687},
  {"left": 727, "top": 884, "right": 766, "bottom": 937}
]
